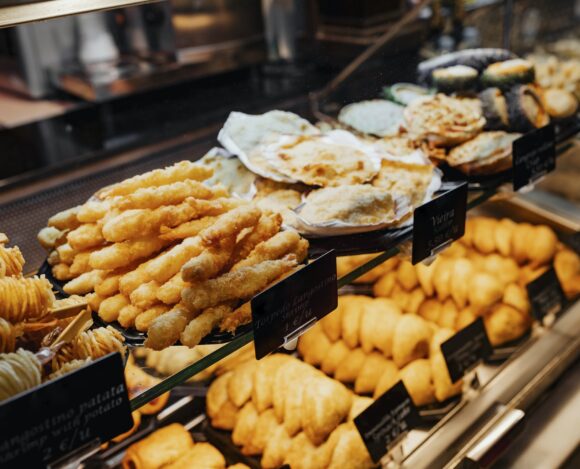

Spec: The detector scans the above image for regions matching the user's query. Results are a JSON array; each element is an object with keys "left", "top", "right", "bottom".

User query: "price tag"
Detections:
[
  {"left": 0, "top": 352, "right": 132, "bottom": 469},
  {"left": 412, "top": 182, "right": 468, "bottom": 265},
  {"left": 512, "top": 124, "right": 556, "bottom": 191},
  {"left": 526, "top": 267, "right": 566, "bottom": 321},
  {"left": 252, "top": 250, "right": 338, "bottom": 359},
  {"left": 440, "top": 317, "right": 492, "bottom": 383},
  {"left": 354, "top": 381, "right": 421, "bottom": 463}
]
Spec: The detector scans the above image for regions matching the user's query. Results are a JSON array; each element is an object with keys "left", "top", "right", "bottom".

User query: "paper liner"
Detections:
[
  {"left": 288, "top": 192, "right": 413, "bottom": 237},
  {"left": 217, "top": 111, "right": 319, "bottom": 184},
  {"left": 261, "top": 129, "right": 382, "bottom": 186}
]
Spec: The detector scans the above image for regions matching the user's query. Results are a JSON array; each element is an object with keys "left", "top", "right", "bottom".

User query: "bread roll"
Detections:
[
  {"left": 165, "top": 443, "right": 226, "bottom": 469},
  {"left": 122, "top": 424, "right": 193, "bottom": 469},
  {"left": 392, "top": 314, "right": 431, "bottom": 368}
]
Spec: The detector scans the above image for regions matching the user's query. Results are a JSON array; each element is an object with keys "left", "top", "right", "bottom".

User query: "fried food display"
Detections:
[{"left": 39, "top": 161, "right": 309, "bottom": 350}]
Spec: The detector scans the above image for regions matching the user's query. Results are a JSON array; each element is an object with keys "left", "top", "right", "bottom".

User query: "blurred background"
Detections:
[{"left": 0, "top": 0, "right": 578, "bottom": 197}]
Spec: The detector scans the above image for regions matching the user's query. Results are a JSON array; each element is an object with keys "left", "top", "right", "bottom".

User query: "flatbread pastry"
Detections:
[
  {"left": 297, "top": 184, "right": 409, "bottom": 226},
  {"left": 262, "top": 130, "right": 381, "bottom": 187},
  {"left": 404, "top": 94, "right": 486, "bottom": 146},
  {"left": 446, "top": 131, "right": 521, "bottom": 175}
]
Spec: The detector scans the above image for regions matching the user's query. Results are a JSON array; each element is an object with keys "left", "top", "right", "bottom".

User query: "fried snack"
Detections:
[
  {"left": 121, "top": 423, "right": 194, "bottom": 469},
  {"left": 77, "top": 198, "right": 119, "bottom": 223},
  {"left": 48, "top": 358, "right": 92, "bottom": 380},
  {"left": 144, "top": 305, "right": 197, "bottom": 350},
  {"left": 0, "top": 318, "right": 19, "bottom": 353},
  {"left": 98, "top": 294, "right": 130, "bottom": 322},
  {"left": 68, "top": 251, "right": 94, "bottom": 277},
  {"left": 165, "top": 442, "right": 226, "bottom": 469},
  {"left": 156, "top": 274, "right": 188, "bottom": 305},
  {"left": 94, "top": 270, "right": 125, "bottom": 298},
  {"left": 102, "top": 198, "right": 218, "bottom": 243},
  {"left": 0, "top": 245, "right": 25, "bottom": 277},
  {"left": 52, "top": 264, "right": 74, "bottom": 282},
  {"left": 181, "top": 237, "right": 236, "bottom": 283},
  {"left": 231, "top": 231, "right": 306, "bottom": 271},
  {"left": 67, "top": 223, "right": 105, "bottom": 251},
  {"left": 130, "top": 281, "right": 160, "bottom": 310},
  {"left": 53, "top": 326, "right": 125, "bottom": 369},
  {"left": 115, "top": 179, "right": 217, "bottom": 210},
  {"left": 37, "top": 226, "right": 67, "bottom": 250},
  {"left": 181, "top": 256, "right": 298, "bottom": 311},
  {"left": 144, "top": 237, "right": 203, "bottom": 285},
  {"left": 118, "top": 305, "right": 143, "bottom": 328},
  {"left": 89, "top": 236, "right": 169, "bottom": 270},
  {"left": 63, "top": 270, "right": 108, "bottom": 295},
  {"left": 220, "top": 302, "right": 252, "bottom": 333},
  {"left": 229, "top": 213, "right": 282, "bottom": 265},
  {"left": 159, "top": 216, "right": 218, "bottom": 241},
  {"left": 0, "top": 349, "right": 42, "bottom": 401},
  {"left": 47, "top": 206, "right": 81, "bottom": 230},
  {"left": 0, "top": 276, "right": 55, "bottom": 322},
  {"left": 135, "top": 304, "right": 170, "bottom": 332},
  {"left": 56, "top": 243, "right": 76, "bottom": 265},
  {"left": 180, "top": 304, "right": 234, "bottom": 347},
  {"left": 199, "top": 206, "right": 261, "bottom": 246},
  {"left": 99, "top": 161, "right": 212, "bottom": 199}
]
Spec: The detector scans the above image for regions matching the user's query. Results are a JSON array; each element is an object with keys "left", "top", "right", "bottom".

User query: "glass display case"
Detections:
[{"left": 0, "top": 1, "right": 579, "bottom": 468}]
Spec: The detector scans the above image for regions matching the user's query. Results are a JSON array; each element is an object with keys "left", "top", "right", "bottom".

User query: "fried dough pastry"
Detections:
[
  {"left": 99, "top": 161, "right": 212, "bottom": 199},
  {"left": 89, "top": 236, "right": 169, "bottom": 270},
  {"left": 145, "top": 305, "right": 197, "bottom": 350}
]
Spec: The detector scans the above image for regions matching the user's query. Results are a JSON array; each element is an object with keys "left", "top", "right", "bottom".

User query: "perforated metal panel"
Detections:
[{"left": 0, "top": 139, "right": 214, "bottom": 272}]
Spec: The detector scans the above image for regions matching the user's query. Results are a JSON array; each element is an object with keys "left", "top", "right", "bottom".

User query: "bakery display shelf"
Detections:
[
  {"left": 401, "top": 298, "right": 580, "bottom": 469},
  {"left": 126, "top": 183, "right": 498, "bottom": 413}
]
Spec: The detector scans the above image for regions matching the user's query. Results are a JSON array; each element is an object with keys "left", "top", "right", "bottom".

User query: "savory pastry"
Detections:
[
  {"left": 165, "top": 442, "right": 226, "bottom": 469},
  {"left": 432, "top": 65, "right": 478, "bottom": 93},
  {"left": 338, "top": 99, "right": 405, "bottom": 137},
  {"left": 121, "top": 423, "right": 194, "bottom": 469},
  {"left": 481, "top": 59, "right": 535, "bottom": 88},
  {"left": 297, "top": 184, "right": 410, "bottom": 228},
  {"left": 445, "top": 131, "right": 521, "bottom": 175},
  {"left": 262, "top": 131, "right": 381, "bottom": 187},
  {"left": 506, "top": 85, "right": 550, "bottom": 132},
  {"left": 542, "top": 88, "right": 578, "bottom": 119},
  {"left": 479, "top": 88, "right": 510, "bottom": 130},
  {"left": 383, "top": 83, "right": 431, "bottom": 106},
  {"left": 372, "top": 159, "right": 440, "bottom": 208},
  {"left": 404, "top": 94, "right": 486, "bottom": 146}
]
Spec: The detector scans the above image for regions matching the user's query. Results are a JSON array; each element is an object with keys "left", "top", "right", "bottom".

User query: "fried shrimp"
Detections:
[
  {"left": 231, "top": 231, "right": 306, "bottom": 271},
  {"left": 89, "top": 236, "right": 169, "bottom": 270},
  {"left": 181, "top": 256, "right": 297, "bottom": 311},
  {"left": 199, "top": 206, "right": 261, "bottom": 246},
  {"left": 115, "top": 179, "right": 218, "bottom": 210},
  {"left": 229, "top": 213, "right": 282, "bottom": 265},
  {"left": 181, "top": 237, "right": 236, "bottom": 283},
  {"left": 98, "top": 161, "right": 213, "bottom": 199},
  {"left": 144, "top": 304, "right": 197, "bottom": 350},
  {"left": 180, "top": 304, "right": 233, "bottom": 347}
]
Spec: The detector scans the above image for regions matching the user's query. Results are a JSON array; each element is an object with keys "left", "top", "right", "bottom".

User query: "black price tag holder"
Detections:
[
  {"left": 354, "top": 381, "right": 422, "bottom": 464},
  {"left": 440, "top": 317, "right": 493, "bottom": 384},
  {"left": 0, "top": 352, "right": 132, "bottom": 469},
  {"left": 251, "top": 250, "right": 338, "bottom": 359},
  {"left": 512, "top": 124, "right": 556, "bottom": 191},
  {"left": 412, "top": 181, "right": 468, "bottom": 265},
  {"left": 526, "top": 267, "right": 566, "bottom": 325}
]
